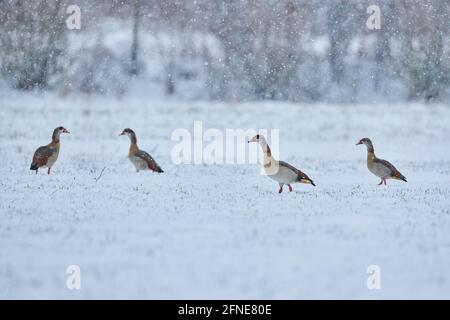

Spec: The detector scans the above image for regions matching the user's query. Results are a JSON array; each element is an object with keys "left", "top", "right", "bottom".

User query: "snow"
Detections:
[{"left": 1, "top": 93, "right": 450, "bottom": 299}]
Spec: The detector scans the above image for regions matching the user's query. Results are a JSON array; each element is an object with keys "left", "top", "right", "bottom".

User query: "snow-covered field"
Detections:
[{"left": 1, "top": 93, "right": 450, "bottom": 299}]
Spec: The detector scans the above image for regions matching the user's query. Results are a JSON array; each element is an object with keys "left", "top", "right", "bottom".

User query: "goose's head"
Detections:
[
  {"left": 248, "top": 134, "right": 266, "bottom": 144},
  {"left": 52, "top": 126, "right": 70, "bottom": 140},
  {"left": 119, "top": 128, "right": 135, "bottom": 138},
  {"left": 356, "top": 137, "right": 374, "bottom": 151},
  {"left": 56, "top": 126, "right": 70, "bottom": 134}
]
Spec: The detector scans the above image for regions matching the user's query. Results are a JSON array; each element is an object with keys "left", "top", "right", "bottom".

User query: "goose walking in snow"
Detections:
[
  {"left": 248, "top": 134, "right": 315, "bottom": 193},
  {"left": 119, "top": 128, "right": 163, "bottom": 173},
  {"left": 356, "top": 138, "right": 407, "bottom": 185},
  {"left": 30, "top": 126, "right": 70, "bottom": 174}
]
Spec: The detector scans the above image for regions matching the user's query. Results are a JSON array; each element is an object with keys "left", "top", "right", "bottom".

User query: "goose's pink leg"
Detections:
[
  {"left": 288, "top": 184, "right": 293, "bottom": 192},
  {"left": 278, "top": 184, "right": 283, "bottom": 193},
  {"left": 378, "top": 180, "right": 383, "bottom": 186}
]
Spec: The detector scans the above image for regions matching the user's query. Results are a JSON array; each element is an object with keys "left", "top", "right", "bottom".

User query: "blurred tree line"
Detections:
[{"left": 0, "top": 0, "right": 449, "bottom": 102}]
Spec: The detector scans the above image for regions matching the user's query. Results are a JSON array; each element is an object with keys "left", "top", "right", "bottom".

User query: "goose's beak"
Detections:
[
  {"left": 356, "top": 141, "right": 362, "bottom": 145},
  {"left": 63, "top": 128, "right": 70, "bottom": 134}
]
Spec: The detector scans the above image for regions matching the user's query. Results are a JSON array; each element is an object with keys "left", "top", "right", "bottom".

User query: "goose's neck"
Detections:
[
  {"left": 259, "top": 140, "right": 275, "bottom": 167},
  {"left": 129, "top": 134, "right": 138, "bottom": 155},
  {"left": 259, "top": 140, "right": 272, "bottom": 157},
  {"left": 51, "top": 130, "right": 60, "bottom": 144},
  {"left": 366, "top": 148, "right": 375, "bottom": 165},
  {"left": 365, "top": 141, "right": 375, "bottom": 156},
  {"left": 49, "top": 141, "right": 60, "bottom": 150}
]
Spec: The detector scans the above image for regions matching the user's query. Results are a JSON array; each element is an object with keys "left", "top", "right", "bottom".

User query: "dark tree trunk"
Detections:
[{"left": 130, "top": 0, "right": 140, "bottom": 75}]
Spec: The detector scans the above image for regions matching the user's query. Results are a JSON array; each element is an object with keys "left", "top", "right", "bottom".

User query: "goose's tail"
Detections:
[{"left": 299, "top": 174, "right": 316, "bottom": 187}]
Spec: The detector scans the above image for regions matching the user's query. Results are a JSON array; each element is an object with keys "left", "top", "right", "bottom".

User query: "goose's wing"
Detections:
[
  {"left": 279, "top": 160, "right": 315, "bottom": 186},
  {"left": 278, "top": 161, "right": 300, "bottom": 174},
  {"left": 31, "top": 145, "right": 54, "bottom": 167},
  {"left": 374, "top": 158, "right": 406, "bottom": 181},
  {"left": 135, "top": 150, "right": 163, "bottom": 173}
]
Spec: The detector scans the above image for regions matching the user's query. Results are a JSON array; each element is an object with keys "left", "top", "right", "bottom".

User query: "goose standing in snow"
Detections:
[
  {"left": 30, "top": 126, "right": 70, "bottom": 174},
  {"left": 356, "top": 138, "right": 407, "bottom": 185},
  {"left": 119, "top": 128, "right": 163, "bottom": 173},
  {"left": 248, "top": 134, "right": 315, "bottom": 193}
]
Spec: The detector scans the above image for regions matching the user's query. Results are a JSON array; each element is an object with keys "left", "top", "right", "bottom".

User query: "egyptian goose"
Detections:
[
  {"left": 119, "top": 128, "right": 163, "bottom": 173},
  {"left": 356, "top": 138, "right": 407, "bottom": 185},
  {"left": 30, "top": 126, "right": 70, "bottom": 174},
  {"left": 248, "top": 134, "right": 315, "bottom": 193}
]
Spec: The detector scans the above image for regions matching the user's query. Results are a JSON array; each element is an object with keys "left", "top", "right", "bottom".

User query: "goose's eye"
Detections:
[{"left": 256, "top": 134, "right": 260, "bottom": 139}]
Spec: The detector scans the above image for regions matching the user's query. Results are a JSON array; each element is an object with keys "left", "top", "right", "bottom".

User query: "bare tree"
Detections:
[
  {"left": 0, "top": 0, "right": 67, "bottom": 89},
  {"left": 129, "top": 0, "right": 141, "bottom": 75},
  {"left": 393, "top": 0, "right": 449, "bottom": 101}
]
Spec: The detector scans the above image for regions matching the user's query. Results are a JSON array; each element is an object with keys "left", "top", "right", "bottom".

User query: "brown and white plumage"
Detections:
[
  {"left": 248, "top": 134, "right": 315, "bottom": 193},
  {"left": 119, "top": 128, "right": 163, "bottom": 173},
  {"left": 356, "top": 137, "right": 407, "bottom": 185},
  {"left": 30, "top": 126, "right": 70, "bottom": 174}
]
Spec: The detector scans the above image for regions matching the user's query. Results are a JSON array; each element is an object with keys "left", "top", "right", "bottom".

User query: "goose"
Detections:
[
  {"left": 30, "top": 126, "right": 70, "bottom": 174},
  {"left": 248, "top": 134, "right": 315, "bottom": 193},
  {"left": 119, "top": 128, "right": 163, "bottom": 173},
  {"left": 356, "top": 138, "right": 407, "bottom": 185}
]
